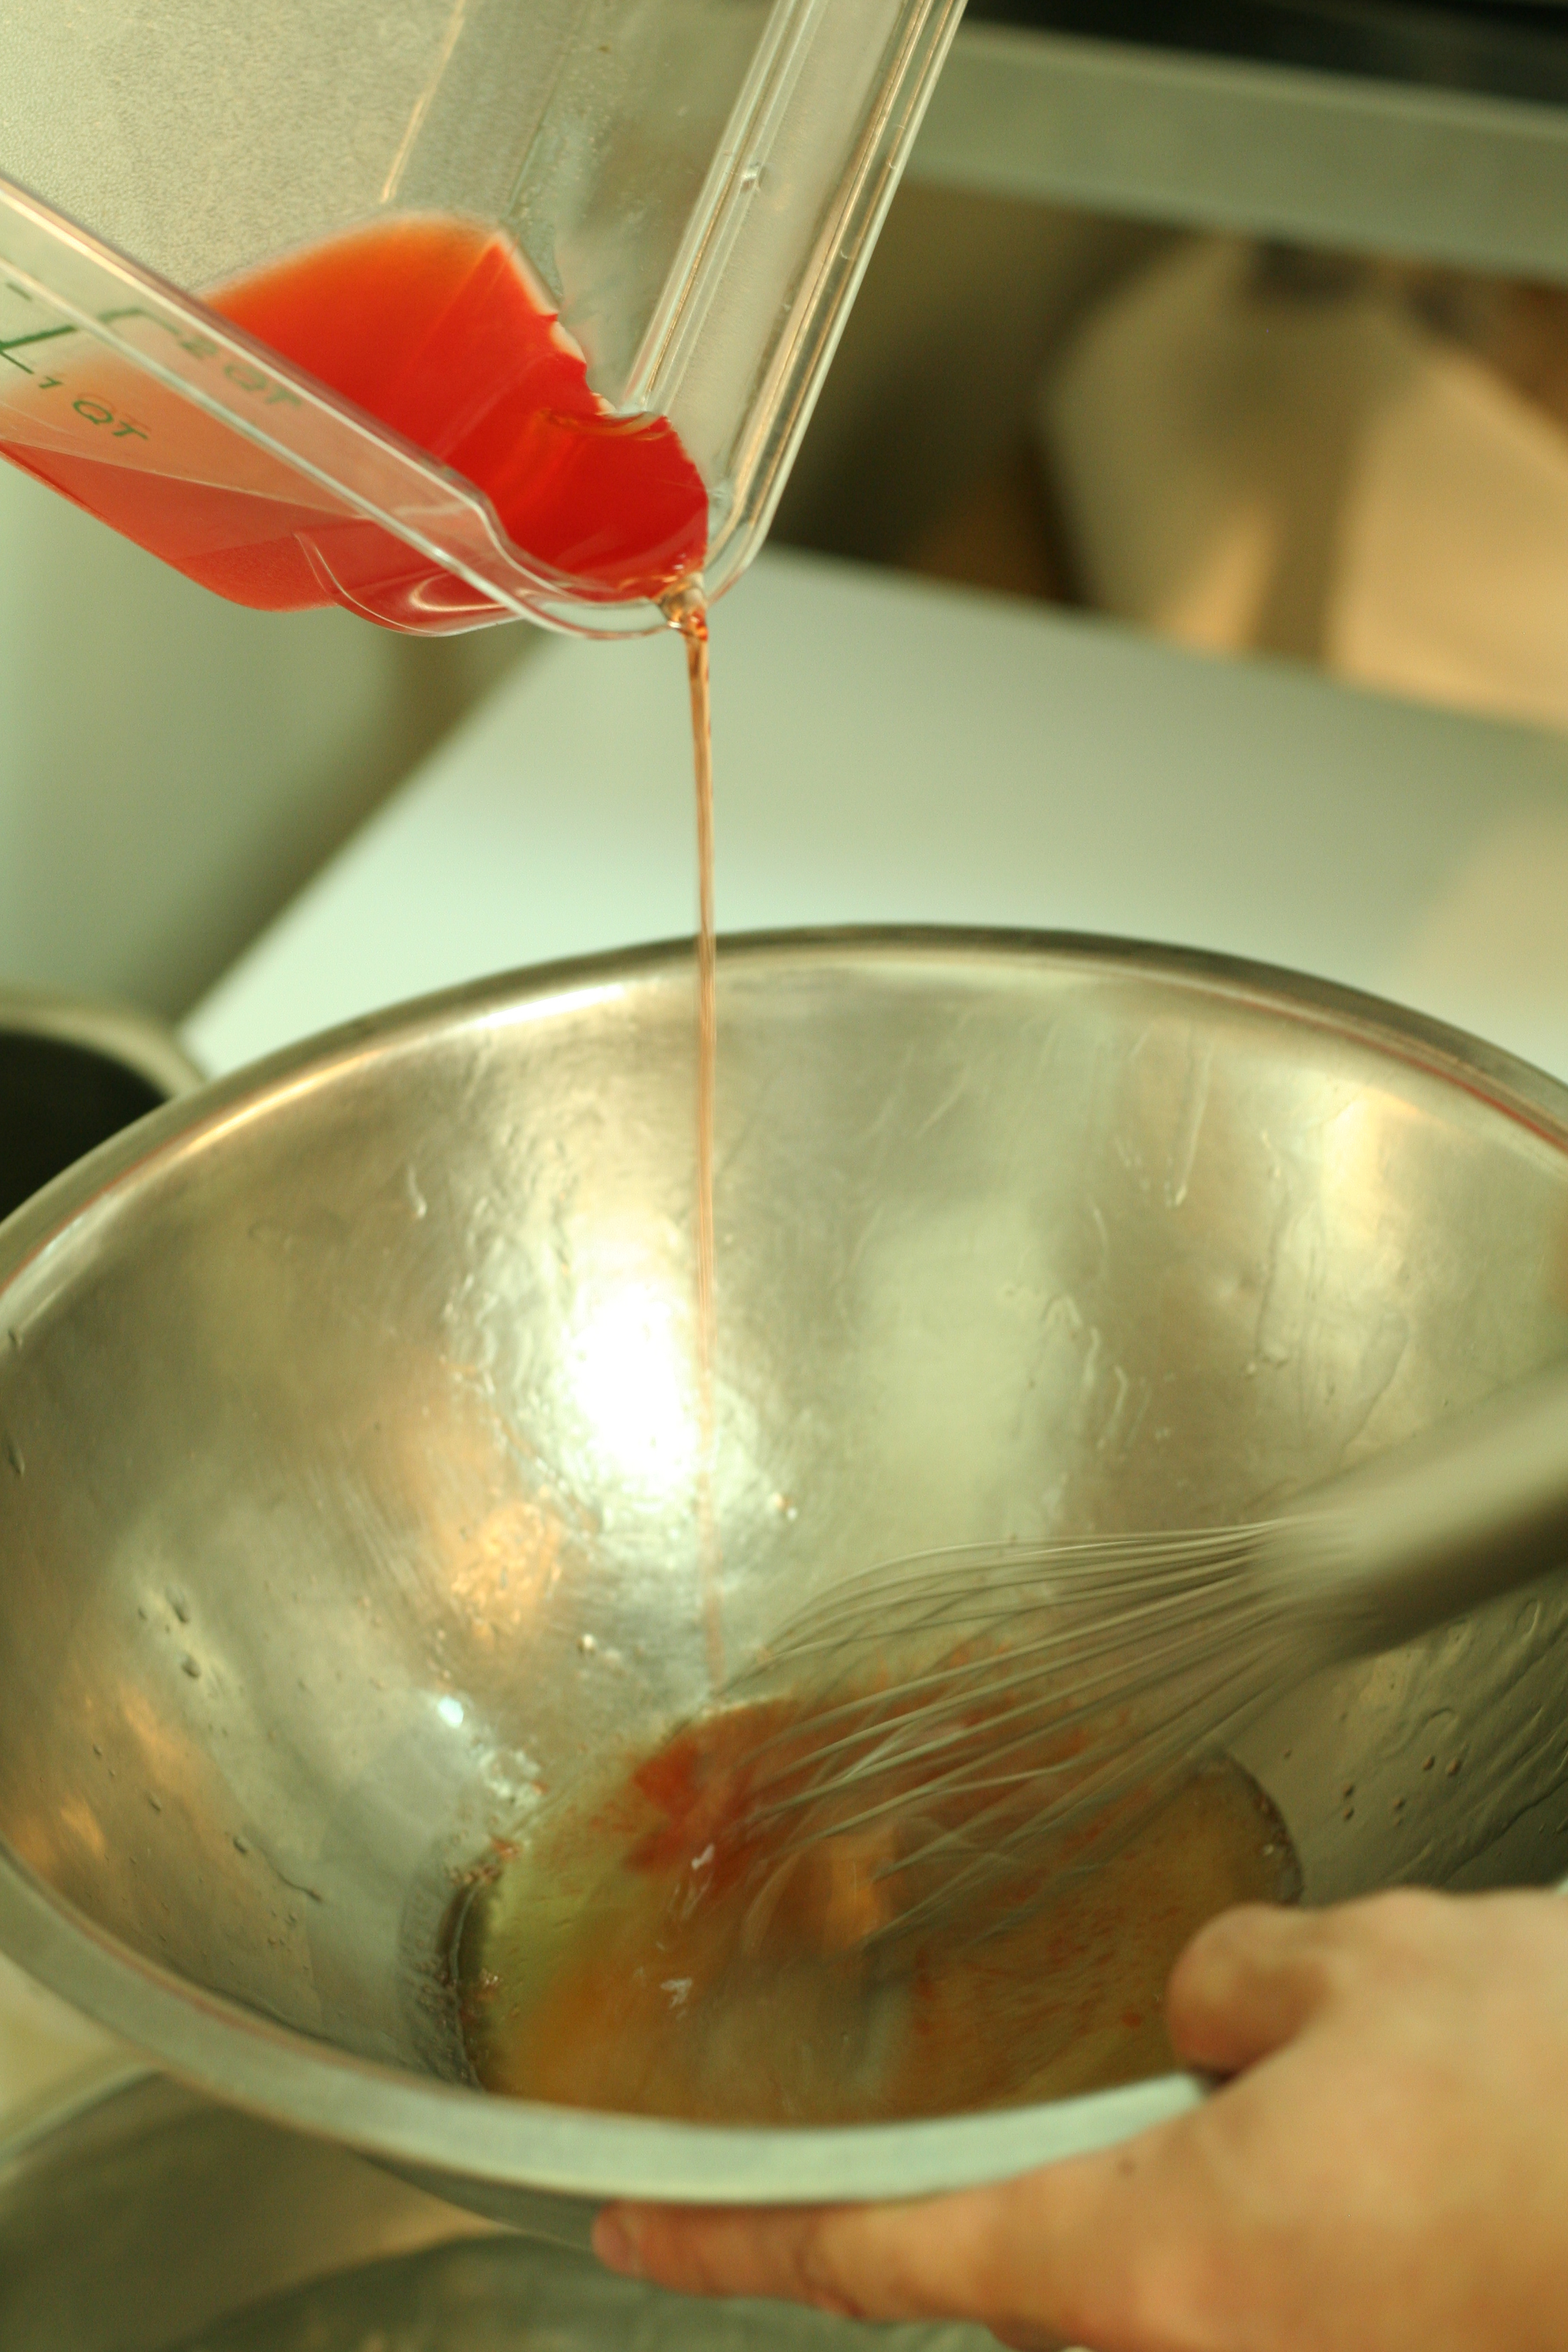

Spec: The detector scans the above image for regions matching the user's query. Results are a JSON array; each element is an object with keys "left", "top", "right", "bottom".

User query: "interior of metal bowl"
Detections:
[{"left": 1, "top": 928, "right": 1568, "bottom": 2218}]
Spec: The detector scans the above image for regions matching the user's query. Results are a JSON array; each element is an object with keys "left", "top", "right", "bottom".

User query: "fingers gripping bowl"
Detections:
[{"left": 1, "top": 930, "right": 1567, "bottom": 2236}]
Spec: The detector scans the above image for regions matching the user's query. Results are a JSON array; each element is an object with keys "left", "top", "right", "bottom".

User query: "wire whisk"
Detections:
[{"left": 711, "top": 1365, "right": 1568, "bottom": 1951}]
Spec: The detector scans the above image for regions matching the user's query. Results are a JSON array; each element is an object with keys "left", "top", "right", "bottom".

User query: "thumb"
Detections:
[
  {"left": 1166, "top": 1901, "right": 1337, "bottom": 2076},
  {"left": 595, "top": 2114, "right": 1202, "bottom": 2351},
  {"left": 595, "top": 2191, "right": 1075, "bottom": 2340}
]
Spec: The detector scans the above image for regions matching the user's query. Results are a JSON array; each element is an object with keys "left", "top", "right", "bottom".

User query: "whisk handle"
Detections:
[{"left": 1301, "top": 1365, "right": 1568, "bottom": 1655}]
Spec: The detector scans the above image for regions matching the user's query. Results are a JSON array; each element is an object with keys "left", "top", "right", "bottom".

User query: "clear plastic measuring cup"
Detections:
[{"left": 1, "top": 0, "right": 963, "bottom": 636}]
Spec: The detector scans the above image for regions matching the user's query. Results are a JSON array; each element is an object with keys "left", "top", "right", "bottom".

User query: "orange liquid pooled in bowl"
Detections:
[{"left": 453, "top": 1699, "right": 1300, "bottom": 2125}]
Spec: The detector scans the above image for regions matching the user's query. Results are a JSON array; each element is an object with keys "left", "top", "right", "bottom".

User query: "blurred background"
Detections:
[
  {"left": 5, "top": 0, "right": 1568, "bottom": 1020},
  {"left": 777, "top": 0, "right": 1568, "bottom": 737}
]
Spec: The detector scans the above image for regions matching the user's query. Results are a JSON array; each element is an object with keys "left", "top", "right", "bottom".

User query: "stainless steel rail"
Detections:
[{"left": 913, "top": 25, "right": 1568, "bottom": 280}]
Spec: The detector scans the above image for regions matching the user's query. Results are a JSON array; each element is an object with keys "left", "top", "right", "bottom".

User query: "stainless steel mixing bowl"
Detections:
[{"left": 1, "top": 929, "right": 1567, "bottom": 2238}]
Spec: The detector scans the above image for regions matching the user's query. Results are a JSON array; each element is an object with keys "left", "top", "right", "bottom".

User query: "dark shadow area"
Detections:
[
  {"left": 966, "top": 0, "right": 1568, "bottom": 108},
  {"left": 0, "top": 1032, "right": 166, "bottom": 1222}
]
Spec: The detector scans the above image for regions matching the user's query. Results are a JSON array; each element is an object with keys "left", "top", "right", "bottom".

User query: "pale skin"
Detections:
[{"left": 592, "top": 1888, "right": 1568, "bottom": 2352}]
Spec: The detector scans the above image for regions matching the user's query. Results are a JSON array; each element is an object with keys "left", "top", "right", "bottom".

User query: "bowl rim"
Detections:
[{"left": 2, "top": 924, "right": 1566, "bottom": 2206}]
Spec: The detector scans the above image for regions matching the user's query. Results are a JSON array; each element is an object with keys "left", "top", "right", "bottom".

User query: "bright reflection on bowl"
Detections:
[{"left": 564, "top": 1275, "right": 698, "bottom": 1499}]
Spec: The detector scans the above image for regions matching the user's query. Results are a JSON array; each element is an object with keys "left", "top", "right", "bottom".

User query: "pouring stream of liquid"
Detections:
[{"left": 668, "top": 583, "right": 723, "bottom": 1687}]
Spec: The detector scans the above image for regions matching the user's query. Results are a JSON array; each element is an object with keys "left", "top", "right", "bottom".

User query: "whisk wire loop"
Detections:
[
  {"left": 714, "top": 1521, "right": 1330, "bottom": 1948},
  {"left": 702, "top": 1372, "right": 1568, "bottom": 1950}
]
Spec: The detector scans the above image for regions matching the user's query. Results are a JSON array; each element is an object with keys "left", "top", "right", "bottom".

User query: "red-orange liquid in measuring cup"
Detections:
[{"left": 0, "top": 216, "right": 707, "bottom": 630}]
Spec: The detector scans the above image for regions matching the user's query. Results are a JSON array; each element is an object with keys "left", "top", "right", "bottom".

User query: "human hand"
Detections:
[{"left": 592, "top": 1888, "right": 1568, "bottom": 2352}]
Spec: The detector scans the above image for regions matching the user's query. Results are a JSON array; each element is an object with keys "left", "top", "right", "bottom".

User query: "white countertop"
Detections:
[
  {"left": 189, "top": 546, "right": 1568, "bottom": 1085},
  {"left": 7, "top": 545, "right": 1568, "bottom": 2130}
]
